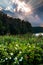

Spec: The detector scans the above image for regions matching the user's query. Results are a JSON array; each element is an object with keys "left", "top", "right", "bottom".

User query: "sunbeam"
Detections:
[{"left": 0, "top": 0, "right": 43, "bottom": 26}]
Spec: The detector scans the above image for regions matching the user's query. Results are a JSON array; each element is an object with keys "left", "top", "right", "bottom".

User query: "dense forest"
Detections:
[{"left": 0, "top": 11, "right": 32, "bottom": 35}]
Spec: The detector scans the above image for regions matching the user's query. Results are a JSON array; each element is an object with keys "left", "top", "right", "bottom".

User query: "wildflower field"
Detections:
[{"left": 0, "top": 34, "right": 43, "bottom": 65}]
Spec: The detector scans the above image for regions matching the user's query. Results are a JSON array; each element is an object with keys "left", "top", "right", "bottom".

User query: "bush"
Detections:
[{"left": 0, "top": 35, "right": 43, "bottom": 65}]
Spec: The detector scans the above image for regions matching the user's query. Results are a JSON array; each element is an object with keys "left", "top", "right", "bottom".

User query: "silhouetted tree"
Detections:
[{"left": 0, "top": 11, "right": 32, "bottom": 35}]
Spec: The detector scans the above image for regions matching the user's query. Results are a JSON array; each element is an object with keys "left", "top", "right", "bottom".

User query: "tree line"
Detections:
[{"left": 0, "top": 11, "right": 32, "bottom": 35}]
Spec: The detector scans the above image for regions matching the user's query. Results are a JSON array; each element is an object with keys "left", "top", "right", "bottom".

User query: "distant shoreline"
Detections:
[{"left": 32, "top": 27, "right": 43, "bottom": 33}]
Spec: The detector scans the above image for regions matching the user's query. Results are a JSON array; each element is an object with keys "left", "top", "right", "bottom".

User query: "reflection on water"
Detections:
[{"left": 33, "top": 33, "right": 43, "bottom": 36}]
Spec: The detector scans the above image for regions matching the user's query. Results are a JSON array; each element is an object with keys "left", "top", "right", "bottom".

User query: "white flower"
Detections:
[
  {"left": 16, "top": 44, "right": 19, "bottom": 47},
  {"left": 9, "top": 57, "right": 11, "bottom": 59},
  {"left": 3, "top": 60, "right": 5, "bottom": 62},
  {"left": 10, "top": 53, "right": 13, "bottom": 56},
  {"left": 14, "top": 57, "right": 17, "bottom": 60},
  {"left": 19, "top": 51, "right": 22, "bottom": 54},
  {"left": 19, "top": 57, "right": 23, "bottom": 62},
  {"left": 14, "top": 62, "right": 16, "bottom": 63},
  {"left": 21, "top": 57, "right": 23, "bottom": 59},
  {"left": 19, "top": 59, "right": 22, "bottom": 62},
  {"left": 5, "top": 58, "right": 8, "bottom": 60}
]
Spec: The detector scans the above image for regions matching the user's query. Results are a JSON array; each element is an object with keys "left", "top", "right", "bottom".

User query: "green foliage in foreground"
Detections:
[{"left": 0, "top": 34, "right": 43, "bottom": 65}]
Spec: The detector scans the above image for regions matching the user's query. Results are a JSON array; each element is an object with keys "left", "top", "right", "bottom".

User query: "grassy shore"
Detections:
[{"left": 0, "top": 34, "right": 43, "bottom": 65}]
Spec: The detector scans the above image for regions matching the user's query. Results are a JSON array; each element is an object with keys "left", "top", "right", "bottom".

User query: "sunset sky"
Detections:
[{"left": 0, "top": 0, "right": 43, "bottom": 26}]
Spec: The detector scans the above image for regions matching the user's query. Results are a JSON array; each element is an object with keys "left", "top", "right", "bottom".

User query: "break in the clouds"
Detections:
[{"left": 0, "top": 0, "right": 43, "bottom": 26}]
